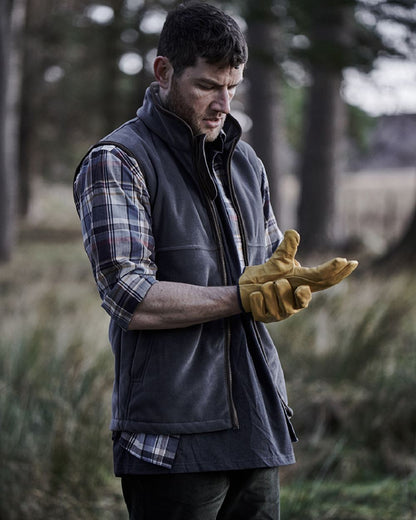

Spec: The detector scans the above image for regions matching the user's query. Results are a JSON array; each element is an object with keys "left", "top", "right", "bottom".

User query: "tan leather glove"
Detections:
[
  {"left": 244, "top": 279, "right": 312, "bottom": 323},
  {"left": 239, "top": 229, "right": 301, "bottom": 286},
  {"left": 238, "top": 229, "right": 358, "bottom": 322},
  {"left": 239, "top": 229, "right": 358, "bottom": 293},
  {"left": 287, "top": 256, "right": 358, "bottom": 292}
]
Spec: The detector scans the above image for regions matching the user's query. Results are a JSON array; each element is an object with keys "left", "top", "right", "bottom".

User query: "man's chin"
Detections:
[{"left": 204, "top": 128, "right": 222, "bottom": 142}]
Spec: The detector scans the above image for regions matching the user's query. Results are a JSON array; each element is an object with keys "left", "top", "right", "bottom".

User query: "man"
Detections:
[{"left": 74, "top": 2, "right": 357, "bottom": 519}]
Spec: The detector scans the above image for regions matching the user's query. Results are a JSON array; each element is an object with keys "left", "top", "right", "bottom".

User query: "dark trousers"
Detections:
[{"left": 121, "top": 467, "right": 280, "bottom": 520}]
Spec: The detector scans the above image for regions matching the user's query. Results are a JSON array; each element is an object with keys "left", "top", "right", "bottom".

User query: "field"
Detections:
[
  {"left": 1, "top": 171, "right": 416, "bottom": 519},
  {"left": 280, "top": 167, "right": 416, "bottom": 255}
]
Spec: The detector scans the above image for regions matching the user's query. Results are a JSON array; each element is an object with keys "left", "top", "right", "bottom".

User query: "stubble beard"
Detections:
[{"left": 165, "top": 79, "right": 222, "bottom": 142}]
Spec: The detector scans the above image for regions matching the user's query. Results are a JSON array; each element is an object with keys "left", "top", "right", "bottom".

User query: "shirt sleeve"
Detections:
[
  {"left": 258, "top": 159, "right": 283, "bottom": 258},
  {"left": 74, "top": 144, "right": 157, "bottom": 330}
]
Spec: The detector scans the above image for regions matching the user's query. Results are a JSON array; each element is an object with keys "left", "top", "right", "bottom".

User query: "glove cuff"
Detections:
[
  {"left": 237, "top": 285, "right": 245, "bottom": 312},
  {"left": 237, "top": 284, "right": 253, "bottom": 313}
]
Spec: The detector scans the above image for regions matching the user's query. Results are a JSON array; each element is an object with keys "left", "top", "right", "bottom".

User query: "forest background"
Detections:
[{"left": 1, "top": 0, "right": 416, "bottom": 518}]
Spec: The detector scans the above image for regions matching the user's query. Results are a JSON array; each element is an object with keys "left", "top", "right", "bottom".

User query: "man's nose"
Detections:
[{"left": 211, "top": 88, "right": 231, "bottom": 114}]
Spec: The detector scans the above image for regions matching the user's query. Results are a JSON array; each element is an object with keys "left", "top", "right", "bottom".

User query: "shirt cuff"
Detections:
[{"left": 102, "top": 274, "right": 157, "bottom": 331}]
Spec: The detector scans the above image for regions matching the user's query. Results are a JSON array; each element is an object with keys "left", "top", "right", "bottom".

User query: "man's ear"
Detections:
[{"left": 154, "top": 56, "right": 174, "bottom": 89}]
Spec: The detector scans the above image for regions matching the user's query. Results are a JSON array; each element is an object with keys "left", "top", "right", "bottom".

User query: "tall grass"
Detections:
[
  {"left": 271, "top": 271, "right": 416, "bottom": 518},
  {"left": 1, "top": 181, "right": 416, "bottom": 518},
  {"left": 280, "top": 477, "right": 416, "bottom": 519},
  {"left": 0, "top": 241, "right": 125, "bottom": 519}
]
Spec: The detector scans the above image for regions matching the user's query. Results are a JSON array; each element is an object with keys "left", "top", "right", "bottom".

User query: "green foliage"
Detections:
[
  {"left": 281, "top": 476, "right": 416, "bottom": 519},
  {"left": 1, "top": 183, "right": 416, "bottom": 517},
  {"left": 287, "top": 0, "right": 413, "bottom": 72},
  {"left": 270, "top": 271, "right": 416, "bottom": 482},
  {"left": 281, "top": 82, "right": 376, "bottom": 155},
  {"left": 0, "top": 327, "right": 125, "bottom": 519},
  {"left": 0, "top": 236, "right": 125, "bottom": 519},
  {"left": 22, "top": 0, "right": 165, "bottom": 183},
  {"left": 17, "top": 0, "right": 416, "bottom": 188},
  {"left": 281, "top": 80, "right": 306, "bottom": 152},
  {"left": 346, "top": 104, "right": 377, "bottom": 153}
]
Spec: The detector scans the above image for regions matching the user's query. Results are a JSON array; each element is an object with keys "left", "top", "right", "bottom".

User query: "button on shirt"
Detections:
[{"left": 75, "top": 137, "right": 295, "bottom": 475}]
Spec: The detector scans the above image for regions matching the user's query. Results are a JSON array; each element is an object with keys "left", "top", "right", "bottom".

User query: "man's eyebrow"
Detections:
[{"left": 197, "top": 77, "right": 244, "bottom": 88}]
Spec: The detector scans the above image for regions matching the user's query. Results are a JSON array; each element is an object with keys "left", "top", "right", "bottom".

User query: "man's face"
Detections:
[{"left": 165, "top": 57, "right": 244, "bottom": 142}]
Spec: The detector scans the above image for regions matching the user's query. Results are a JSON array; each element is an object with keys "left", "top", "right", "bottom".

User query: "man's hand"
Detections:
[
  {"left": 238, "top": 229, "right": 358, "bottom": 322},
  {"left": 287, "top": 256, "right": 358, "bottom": 293},
  {"left": 242, "top": 280, "right": 312, "bottom": 323},
  {"left": 239, "top": 229, "right": 301, "bottom": 286}
]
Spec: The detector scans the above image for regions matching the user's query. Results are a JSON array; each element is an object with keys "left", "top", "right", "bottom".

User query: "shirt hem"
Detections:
[{"left": 114, "top": 454, "right": 296, "bottom": 476}]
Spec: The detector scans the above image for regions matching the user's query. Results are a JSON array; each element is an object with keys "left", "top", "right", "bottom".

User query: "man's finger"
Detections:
[
  {"left": 272, "top": 229, "right": 300, "bottom": 263},
  {"left": 294, "top": 284, "right": 312, "bottom": 308},
  {"left": 270, "top": 279, "right": 292, "bottom": 318},
  {"left": 288, "top": 258, "right": 358, "bottom": 292}
]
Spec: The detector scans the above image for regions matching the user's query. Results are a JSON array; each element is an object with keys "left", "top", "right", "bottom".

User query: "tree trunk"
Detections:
[
  {"left": 245, "top": 4, "right": 284, "bottom": 220},
  {"left": 17, "top": 0, "right": 42, "bottom": 217},
  {"left": 0, "top": 0, "right": 12, "bottom": 261},
  {"left": 0, "top": 0, "right": 26, "bottom": 261},
  {"left": 297, "top": 65, "right": 346, "bottom": 253},
  {"left": 376, "top": 198, "right": 416, "bottom": 267},
  {"left": 100, "top": 1, "right": 124, "bottom": 133}
]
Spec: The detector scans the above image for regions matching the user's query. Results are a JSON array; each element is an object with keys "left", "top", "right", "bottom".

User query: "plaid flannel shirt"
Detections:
[{"left": 75, "top": 140, "right": 281, "bottom": 469}]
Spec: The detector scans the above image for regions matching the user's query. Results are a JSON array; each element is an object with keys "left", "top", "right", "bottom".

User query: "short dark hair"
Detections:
[{"left": 157, "top": 2, "right": 248, "bottom": 76}]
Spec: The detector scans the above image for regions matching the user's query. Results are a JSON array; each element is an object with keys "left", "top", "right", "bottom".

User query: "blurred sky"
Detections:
[
  {"left": 343, "top": 7, "right": 416, "bottom": 116},
  {"left": 343, "top": 58, "right": 416, "bottom": 116}
]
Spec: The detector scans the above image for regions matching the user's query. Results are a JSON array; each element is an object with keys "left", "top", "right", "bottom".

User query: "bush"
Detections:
[
  {"left": 280, "top": 477, "right": 416, "bottom": 520},
  {"left": 2, "top": 199, "right": 416, "bottom": 518},
  {"left": 270, "top": 271, "right": 416, "bottom": 482},
  {"left": 0, "top": 241, "right": 125, "bottom": 519},
  {"left": 0, "top": 324, "right": 125, "bottom": 519}
]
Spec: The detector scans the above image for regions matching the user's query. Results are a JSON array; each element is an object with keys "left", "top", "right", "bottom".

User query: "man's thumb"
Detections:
[{"left": 273, "top": 229, "right": 300, "bottom": 263}]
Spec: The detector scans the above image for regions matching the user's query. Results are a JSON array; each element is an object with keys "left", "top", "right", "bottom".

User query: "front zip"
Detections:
[
  {"left": 225, "top": 140, "right": 270, "bottom": 364},
  {"left": 196, "top": 135, "right": 239, "bottom": 429}
]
